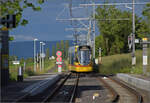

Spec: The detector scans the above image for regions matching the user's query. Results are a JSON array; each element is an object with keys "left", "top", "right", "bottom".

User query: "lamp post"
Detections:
[
  {"left": 40, "top": 42, "right": 43, "bottom": 71},
  {"left": 34, "top": 38, "right": 38, "bottom": 72},
  {"left": 132, "top": 0, "right": 136, "bottom": 66},
  {"left": 42, "top": 42, "right": 45, "bottom": 70}
]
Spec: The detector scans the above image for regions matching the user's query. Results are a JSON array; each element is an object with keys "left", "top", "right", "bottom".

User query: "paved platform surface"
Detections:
[
  {"left": 1, "top": 73, "right": 61, "bottom": 102},
  {"left": 117, "top": 73, "right": 150, "bottom": 92},
  {"left": 130, "top": 74, "right": 150, "bottom": 81},
  {"left": 116, "top": 73, "right": 150, "bottom": 103}
]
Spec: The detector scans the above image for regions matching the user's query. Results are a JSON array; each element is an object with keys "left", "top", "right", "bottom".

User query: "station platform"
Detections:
[
  {"left": 1, "top": 73, "right": 61, "bottom": 102},
  {"left": 116, "top": 73, "right": 150, "bottom": 92},
  {"left": 129, "top": 74, "right": 150, "bottom": 81}
]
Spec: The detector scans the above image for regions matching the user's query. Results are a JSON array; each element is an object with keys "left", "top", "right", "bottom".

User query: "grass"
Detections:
[
  {"left": 99, "top": 48, "right": 150, "bottom": 75},
  {"left": 9, "top": 59, "right": 56, "bottom": 81}
]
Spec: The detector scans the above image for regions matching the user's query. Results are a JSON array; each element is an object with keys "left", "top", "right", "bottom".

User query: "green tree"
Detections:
[
  {"left": 143, "top": 3, "right": 150, "bottom": 38},
  {"left": 65, "top": 40, "right": 69, "bottom": 59},
  {"left": 95, "top": 5, "right": 149, "bottom": 56},
  {"left": 9, "top": 55, "right": 18, "bottom": 61},
  {"left": 0, "top": 0, "right": 44, "bottom": 28},
  {"left": 56, "top": 42, "right": 60, "bottom": 52},
  {"left": 46, "top": 48, "right": 50, "bottom": 60},
  {"left": 143, "top": 3, "right": 150, "bottom": 22},
  {"left": 60, "top": 40, "right": 64, "bottom": 58},
  {"left": 26, "top": 57, "right": 33, "bottom": 63},
  {"left": 52, "top": 45, "right": 56, "bottom": 57}
]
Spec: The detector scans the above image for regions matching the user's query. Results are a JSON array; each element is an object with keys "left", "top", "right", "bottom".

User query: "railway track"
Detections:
[
  {"left": 13, "top": 73, "right": 143, "bottom": 103},
  {"left": 74, "top": 73, "right": 111, "bottom": 103},
  {"left": 99, "top": 76, "right": 143, "bottom": 103},
  {"left": 13, "top": 73, "right": 70, "bottom": 103},
  {"left": 42, "top": 73, "right": 79, "bottom": 103},
  {"left": 13, "top": 72, "right": 79, "bottom": 103}
]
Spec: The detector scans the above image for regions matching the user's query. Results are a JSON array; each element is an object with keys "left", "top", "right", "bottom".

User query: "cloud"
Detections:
[
  {"left": 66, "top": 35, "right": 73, "bottom": 38},
  {"left": 10, "top": 35, "right": 35, "bottom": 41}
]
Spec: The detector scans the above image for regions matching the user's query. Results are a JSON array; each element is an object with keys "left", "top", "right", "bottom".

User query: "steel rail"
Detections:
[
  {"left": 110, "top": 77, "right": 143, "bottom": 103},
  {"left": 42, "top": 72, "right": 72, "bottom": 103},
  {"left": 69, "top": 73, "right": 79, "bottom": 103},
  {"left": 99, "top": 77, "right": 119, "bottom": 103}
]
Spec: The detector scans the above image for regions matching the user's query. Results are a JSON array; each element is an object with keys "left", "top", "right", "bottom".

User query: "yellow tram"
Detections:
[{"left": 68, "top": 45, "right": 93, "bottom": 72}]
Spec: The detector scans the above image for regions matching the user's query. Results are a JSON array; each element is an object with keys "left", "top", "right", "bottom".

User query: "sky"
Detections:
[{"left": 10, "top": 0, "right": 150, "bottom": 42}]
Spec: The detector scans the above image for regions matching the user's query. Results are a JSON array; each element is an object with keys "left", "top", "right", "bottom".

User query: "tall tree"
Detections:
[
  {"left": 46, "top": 48, "right": 50, "bottom": 60},
  {"left": 143, "top": 3, "right": 150, "bottom": 38},
  {"left": 60, "top": 40, "right": 64, "bottom": 58},
  {"left": 0, "top": 0, "right": 44, "bottom": 28},
  {"left": 65, "top": 40, "right": 69, "bottom": 59},
  {"left": 95, "top": 5, "right": 149, "bottom": 56},
  {"left": 56, "top": 42, "right": 60, "bottom": 52},
  {"left": 143, "top": 3, "right": 150, "bottom": 23},
  {"left": 52, "top": 45, "right": 56, "bottom": 57}
]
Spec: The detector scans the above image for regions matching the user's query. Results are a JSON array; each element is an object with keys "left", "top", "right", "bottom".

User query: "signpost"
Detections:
[
  {"left": 12, "top": 61, "right": 20, "bottom": 65},
  {"left": 98, "top": 48, "right": 102, "bottom": 64},
  {"left": 142, "top": 38, "right": 148, "bottom": 75},
  {"left": 131, "top": 37, "right": 150, "bottom": 75},
  {"left": 56, "top": 51, "right": 62, "bottom": 57},
  {"left": 56, "top": 51, "right": 62, "bottom": 73},
  {"left": 56, "top": 57, "right": 62, "bottom": 62},
  {"left": 12, "top": 60, "right": 23, "bottom": 82},
  {"left": 128, "top": 35, "right": 132, "bottom": 50}
]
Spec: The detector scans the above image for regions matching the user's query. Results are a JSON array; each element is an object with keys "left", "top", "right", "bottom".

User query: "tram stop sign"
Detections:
[
  {"left": 56, "top": 57, "right": 62, "bottom": 62},
  {"left": 56, "top": 51, "right": 62, "bottom": 57}
]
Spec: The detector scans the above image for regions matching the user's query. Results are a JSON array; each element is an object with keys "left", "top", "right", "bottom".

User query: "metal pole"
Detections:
[
  {"left": 40, "top": 42, "right": 42, "bottom": 71},
  {"left": 34, "top": 38, "right": 37, "bottom": 72},
  {"left": 132, "top": 0, "right": 136, "bottom": 66},
  {"left": 87, "top": 20, "right": 92, "bottom": 46},
  {"left": 34, "top": 40, "right": 36, "bottom": 72},
  {"left": 42, "top": 43, "right": 43, "bottom": 70},
  {"left": 42, "top": 43, "right": 45, "bottom": 70},
  {"left": 37, "top": 53, "right": 38, "bottom": 70},
  {"left": 93, "top": 0, "right": 95, "bottom": 56},
  {"left": 98, "top": 48, "right": 102, "bottom": 64},
  {"left": 142, "top": 38, "right": 148, "bottom": 75}
]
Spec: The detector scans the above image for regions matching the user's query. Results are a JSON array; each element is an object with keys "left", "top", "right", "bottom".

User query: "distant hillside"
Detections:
[{"left": 9, "top": 40, "right": 73, "bottom": 59}]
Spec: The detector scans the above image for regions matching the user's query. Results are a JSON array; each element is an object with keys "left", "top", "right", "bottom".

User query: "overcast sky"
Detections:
[{"left": 10, "top": 0, "right": 150, "bottom": 42}]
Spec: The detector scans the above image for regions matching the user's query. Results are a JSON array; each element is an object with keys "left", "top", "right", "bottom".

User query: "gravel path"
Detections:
[{"left": 75, "top": 75, "right": 109, "bottom": 103}]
